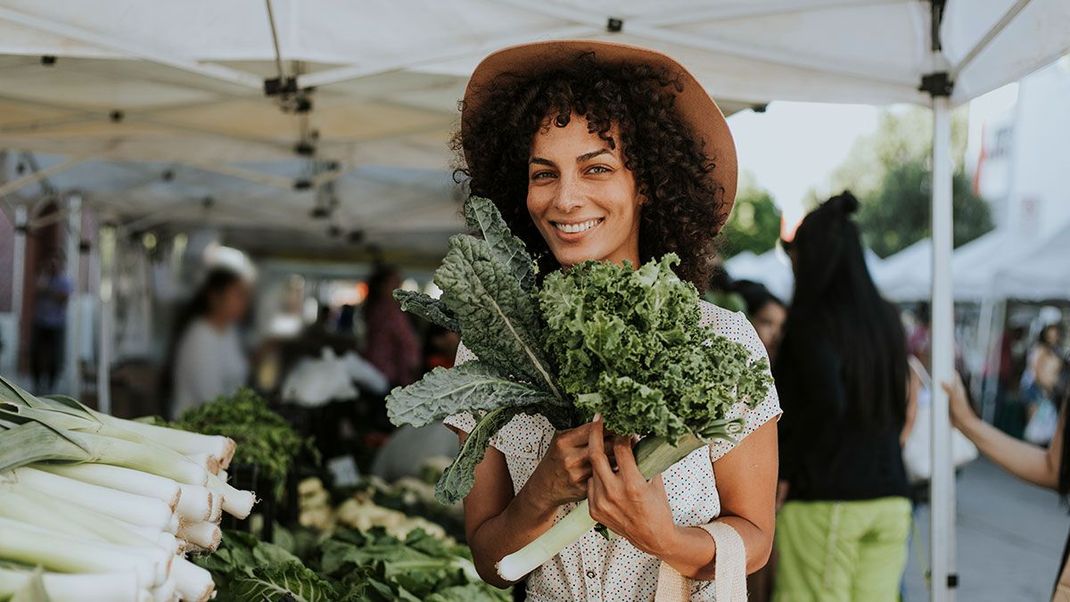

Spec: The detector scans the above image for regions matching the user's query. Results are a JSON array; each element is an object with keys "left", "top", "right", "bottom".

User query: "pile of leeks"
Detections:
[{"left": 0, "top": 376, "right": 257, "bottom": 602}]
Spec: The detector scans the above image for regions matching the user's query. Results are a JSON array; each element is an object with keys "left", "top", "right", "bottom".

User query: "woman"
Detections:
[
  {"left": 734, "top": 280, "right": 788, "bottom": 364},
  {"left": 944, "top": 374, "right": 1070, "bottom": 598},
  {"left": 362, "top": 264, "right": 422, "bottom": 388},
  {"left": 773, "top": 193, "right": 911, "bottom": 602},
  {"left": 1022, "top": 323, "right": 1065, "bottom": 443},
  {"left": 443, "top": 41, "right": 781, "bottom": 601},
  {"left": 170, "top": 268, "right": 251, "bottom": 419}
]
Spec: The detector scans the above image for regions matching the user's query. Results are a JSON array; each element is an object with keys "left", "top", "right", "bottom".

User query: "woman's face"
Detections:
[
  {"left": 526, "top": 113, "right": 643, "bottom": 269},
  {"left": 212, "top": 282, "right": 251, "bottom": 325},
  {"left": 751, "top": 301, "right": 787, "bottom": 359}
]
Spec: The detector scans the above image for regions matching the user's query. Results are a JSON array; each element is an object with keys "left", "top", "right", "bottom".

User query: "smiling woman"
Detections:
[{"left": 445, "top": 40, "right": 779, "bottom": 602}]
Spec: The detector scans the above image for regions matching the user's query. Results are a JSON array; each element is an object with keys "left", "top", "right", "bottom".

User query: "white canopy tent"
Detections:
[
  {"left": 726, "top": 246, "right": 884, "bottom": 303},
  {"left": 3, "top": 2, "right": 1070, "bottom": 599}
]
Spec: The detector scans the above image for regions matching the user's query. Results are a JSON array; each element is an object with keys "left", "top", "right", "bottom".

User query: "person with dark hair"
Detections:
[
  {"left": 773, "top": 192, "right": 912, "bottom": 602},
  {"left": 443, "top": 41, "right": 781, "bottom": 601},
  {"left": 1021, "top": 323, "right": 1065, "bottom": 443},
  {"left": 361, "top": 265, "right": 421, "bottom": 388},
  {"left": 734, "top": 280, "right": 788, "bottom": 364},
  {"left": 943, "top": 373, "right": 1070, "bottom": 597},
  {"left": 170, "top": 268, "right": 251, "bottom": 419},
  {"left": 30, "top": 254, "right": 72, "bottom": 393}
]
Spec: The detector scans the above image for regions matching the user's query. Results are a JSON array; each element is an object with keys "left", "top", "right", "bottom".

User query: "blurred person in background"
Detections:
[
  {"left": 734, "top": 280, "right": 788, "bottom": 364},
  {"left": 1021, "top": 323, "right": 1066, "bottom": 444},
  {"left": 168, "top": 267, "right": 252, "bottom": 419},
  {"left": 424, "top": 324, "right": 461, "bottom": 371},
  {"left": 774, "top": 192, "right": 912, "bottom": 602},
  {"left": 361, "top": 265, "right": 421, "bottom": 388},
  {"left": 733, "top": 279, "right": 787, "bottom": 601},
  {"left": 30, "top": 254, "right": 72, "bottom": 393},
  {"left": 944, "top": 374, "right": 1070, "bottom": 598}
]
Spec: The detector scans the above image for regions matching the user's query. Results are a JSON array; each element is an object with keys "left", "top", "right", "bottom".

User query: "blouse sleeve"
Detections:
[{"left": 708, "top": 311, "right": 783, "bottom": 463}]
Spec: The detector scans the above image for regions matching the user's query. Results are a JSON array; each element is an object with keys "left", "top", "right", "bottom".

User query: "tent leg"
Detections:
[
  {"left": 980, "top": 300, "right": 1007, "bottom": 424},
  {"left": 64, "top": 194, "right": 83, "bottom": 397},
  {"left": 96, "top": 227, "right": 115, "bottom": 415},
  {"left": 10, "top": 205, "right": 27, "bottom": 375},
  {"left": 930, "top": 94, "right": 957, "bottom": 602}
]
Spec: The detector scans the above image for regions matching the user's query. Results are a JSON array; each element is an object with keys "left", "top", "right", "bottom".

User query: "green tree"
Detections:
[
  {"left": 720, "top": 177, "right": 781, "bottom": 258},
  {"left": 819, "top": 107, "right": 993, "bottom": 257}
]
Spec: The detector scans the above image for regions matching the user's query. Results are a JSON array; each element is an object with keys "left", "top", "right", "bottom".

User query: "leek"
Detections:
[
  {"left": 176, "top": 483, "right": 212, "bottom": 522},
  {"left": 10, "top": 467, "right": 176, "bottom": 533},
  {"left": 37, "top": 463, "right": 182, "bottom": 510},
  {"left": 176, "top": 521, "right": 221, "bottom": 552},
  {"left": 0, "top": 517, "right": 169, "bottom": 589},
  {"left": 0, "top": 566, "right": 144, "bottom": 602},
  {"left": 172, "top": 557, "right": 214, "bottom": 602}
]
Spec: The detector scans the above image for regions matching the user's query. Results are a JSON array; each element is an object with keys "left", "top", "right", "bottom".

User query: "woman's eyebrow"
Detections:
[
  {"left": 529, "top": 157, "right": 554, "bottom": 166},
  {"left": 576, "top": 148, "right": 612, "bottom": 162}
]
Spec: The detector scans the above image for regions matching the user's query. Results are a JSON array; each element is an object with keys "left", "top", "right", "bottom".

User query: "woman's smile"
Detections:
[{"left": 526, "top": 113, "right": 642, "bottom": 268}]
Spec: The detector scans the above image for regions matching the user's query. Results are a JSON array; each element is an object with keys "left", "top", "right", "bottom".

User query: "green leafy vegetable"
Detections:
[
  {"left": 463, "top": 195, "right": 536, "bottom": 291},
  {"left": 175, "top": 388, "right": 315, "bottom": 496},
  {"left": 540, "top": 254, "right": 772, "bottom": 443},
  {"left": 393, "top": 290, "right": 459, "bottom": 332},
  {"left": 198, "top": 528, "right": 508, "bottom": 602}
]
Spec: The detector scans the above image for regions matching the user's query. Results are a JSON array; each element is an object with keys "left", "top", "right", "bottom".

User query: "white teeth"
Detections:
[{"left": 554, "top": 219, "right": 602, "bottom": 234}]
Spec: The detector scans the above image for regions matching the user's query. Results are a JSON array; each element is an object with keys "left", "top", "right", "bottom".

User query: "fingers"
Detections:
[
  {"left": 612, "top": 436, "right": 644, "bottom": 482},
  {"left": 588, "top": 416, "right": 617, "bottom": 483}
]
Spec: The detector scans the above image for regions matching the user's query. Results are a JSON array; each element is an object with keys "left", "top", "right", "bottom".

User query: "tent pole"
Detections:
[
  {"left": 970, "top": 295, "right": 997, "bottom": 401},
  {"left": 930, "top": 93, "right": 957, "bottom": 602},
  {"left": 64, "top": 194, "right": 83, "bottom": 397},
  {"left": 96, "top": 226, "right": 115, "bottom": 415},
  {"left": 980, "top": 299, "right": 1007, "bottom": 424},
  {"left": 10, "top": 204, "right": 27, "bottom": 374}
]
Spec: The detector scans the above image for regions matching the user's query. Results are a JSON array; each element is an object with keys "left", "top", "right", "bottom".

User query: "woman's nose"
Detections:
[{"left": 552, "top": 175, "right": 583, "bottom": 213}]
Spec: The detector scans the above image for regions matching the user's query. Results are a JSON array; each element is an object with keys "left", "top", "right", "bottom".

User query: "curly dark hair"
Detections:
[{"left": 451, "top": 52, "right": 729, "bottom": 289}]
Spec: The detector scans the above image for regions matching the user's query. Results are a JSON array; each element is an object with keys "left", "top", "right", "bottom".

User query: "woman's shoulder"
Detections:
[{"left": 697, "top": 300, "right": 761, "bottom": 350}]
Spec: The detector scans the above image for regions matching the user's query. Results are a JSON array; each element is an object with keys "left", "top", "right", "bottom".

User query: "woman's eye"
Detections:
[
  {"left": 587, "top": 165, "right": 611, "bottom": 175},
  {"left": 531, "top": 171, "right": 556, "bottom": 180}
]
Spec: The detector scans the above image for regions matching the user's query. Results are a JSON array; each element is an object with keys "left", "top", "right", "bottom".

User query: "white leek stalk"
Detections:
[
  {"left": 11, "top": 467, "right": 176, "bottom": 533},
  {"left": 151, "top": 574, "right": 176, "bottom": 602},
  {"left": 177, "top": 521, "right": 222, "bottom": 551},
  {"left": 206, "top": 472, "right": 256, "bottom": 519},
  {"left": 173, "top": 557, "right": 215, "bottom": 602},
  {"left": 0, "top": 567, "right": 144, "bottom": 602},
  {"left": 0, "top": 517, "right": 168, "bottom": 590},
  {"left": 37, "top": 462, "right": 182, "bottom": 510},
  {"left": 0, "top": 486, "right": 180, "bottom": 556},
  {"left": 176, "top": 483, "right": 213, "bottom": 522},
  {"left": 91, "top": 416, "right": 236, "bottom": 469},
  {"left": 186, "top": 452, "right": 221, "bottom": 475},
  {"left": 207, "top": 488, "right": 223, "bottom": 522}
]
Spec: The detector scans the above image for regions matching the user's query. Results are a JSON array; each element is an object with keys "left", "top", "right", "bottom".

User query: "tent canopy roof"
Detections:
[{"left": 1, "top": 0, "right": 1067, "bottom": 259}]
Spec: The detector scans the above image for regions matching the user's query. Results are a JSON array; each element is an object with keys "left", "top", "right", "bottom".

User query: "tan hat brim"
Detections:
[{"left": 461, "top": 39, "right": 737, "bottom": 220}]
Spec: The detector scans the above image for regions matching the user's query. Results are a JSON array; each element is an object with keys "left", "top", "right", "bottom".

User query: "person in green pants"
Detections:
[{"left": 773, "top": 193, "right": 914, "bottom": 602}]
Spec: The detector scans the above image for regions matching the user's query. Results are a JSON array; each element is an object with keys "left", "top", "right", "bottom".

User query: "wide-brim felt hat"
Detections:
[{"left": 461, "top": 39, "right": 738, "bottom": 219}]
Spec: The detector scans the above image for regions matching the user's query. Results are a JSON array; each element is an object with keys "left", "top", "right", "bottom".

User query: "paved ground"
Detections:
[{"left": 903, "top": 458, "right": 1067, "bottom": 601}]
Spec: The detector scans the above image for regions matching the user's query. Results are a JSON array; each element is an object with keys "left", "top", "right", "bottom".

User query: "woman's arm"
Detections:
[
  {"left": 945, "top": 374, "right": 1063, "bottom": 490},
  {"left": 457, "top": 423, "right": 599, "bottom": 588}
]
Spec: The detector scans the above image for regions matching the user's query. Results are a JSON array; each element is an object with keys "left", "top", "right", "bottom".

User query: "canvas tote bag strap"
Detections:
[{"left": 654, "top": 521, "right": 747, "bottom": 602}]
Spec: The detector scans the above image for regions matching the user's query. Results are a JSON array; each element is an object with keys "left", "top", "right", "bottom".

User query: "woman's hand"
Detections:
[
  {"left": 519, "top": 421, "right": 603, "bottom": 512},
  {"left": 585, "top": 417, "right": 677, "bottom": 557},
  {"left": 942, "top": 371, "right": 978, "bottom": 430}
]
